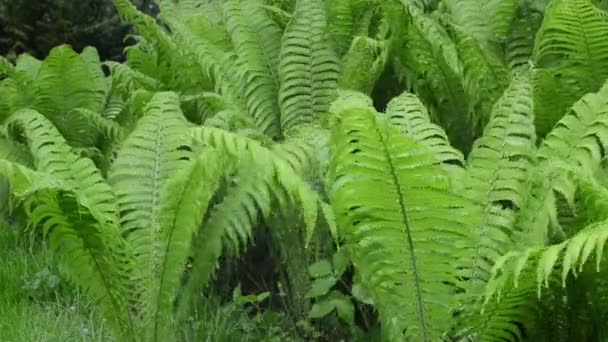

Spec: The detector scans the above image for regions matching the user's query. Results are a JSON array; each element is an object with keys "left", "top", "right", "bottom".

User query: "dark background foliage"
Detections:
[{"left": 0, "top": 0, "right": 157, "bottom": 61}]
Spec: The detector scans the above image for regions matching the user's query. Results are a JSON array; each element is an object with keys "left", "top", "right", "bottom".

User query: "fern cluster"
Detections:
[{"left": 3, "top": 0, "right": 608, "bottom": 341}]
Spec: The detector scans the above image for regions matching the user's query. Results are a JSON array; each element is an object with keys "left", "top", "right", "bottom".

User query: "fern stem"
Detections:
[{"left": 378, "top": 128, "right": 429, "bottom": 341}]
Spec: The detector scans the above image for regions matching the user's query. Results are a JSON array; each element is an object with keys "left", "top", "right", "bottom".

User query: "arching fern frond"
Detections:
[
  {"left": 338, "top": 36, "right": 388, "bottom": 95},
  {"left": 108, "top": 92, "right": 191, "bottom": 337},
  {"left": 325, "top": 0, "right": 370, "bottom": 56},
  {"left": 191, "top": 126, "right": 333, "bottom": 242},
  {"left": 449, "top": 72, "right": 541, "bottom": 341},
  {"left": 1, "top": 114, "right": 133, "bottom": 339},
  {"left": 153, "top": 151, "right": 227, "bottom": 341},
  {"left": 393, "top": 3, "right": 473, "bottom": 152},
  {"left": 442, "top": 0, "right": 519, "bottom": 50},
  {"left": 5, "top": 109, "right": 118, "bottom": 221},
  {"left": 449, "top": 26, "right": 510, "bottom": 134},
  {"left": 223, "top": 0, "right": 283, "bottom": 138},
  {"left": 279, "top": 0, "right": 340, "bottom": 132},
  {"left": 536, "top": 80, "right": 608, "bottom": 208},
  {"left": 33, "top": 45, "right": 107, "bottom": 147},
  {"left": 487, "top": 214, "right": 608, "bottom": 301},
  {"left": 385, "top": 91, "right": 464, "bottom": 167},
  {"left": 504, "top": 1, "right": 545, "bottom": 71},
  {"left": 329, "top": 102, "right": 481, "bottom": 341},
  {"left": 532, "top": 0, "right": 608, "bottom": 136}
]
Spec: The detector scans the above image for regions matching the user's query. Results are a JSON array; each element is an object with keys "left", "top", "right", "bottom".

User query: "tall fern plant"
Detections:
[{"left": 0, "top": 92, "right": 332, "bottom": 341}]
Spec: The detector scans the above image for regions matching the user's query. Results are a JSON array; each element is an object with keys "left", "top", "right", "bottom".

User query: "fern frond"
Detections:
[
  {"left": 169, "top": 20, "right": 246, "bottom": 112},
  {"left": 487, "top": 216, "right": 608, "bottom": 301},
  {"left": 1, "top": 121, "right": 133, "bottom": 339},
  {"left": 532, "top": 0, "right": 608, "bottom": 136},
  {"left": 450, "top": 26, "right": 510, "bottom": 133},
  {"left": 338, "top": 36, "right": 388, "bottom": 95},
  {"left": 5, "top": 109, "right": 118, "bottom": 221},
  {"left": 223, "top": 0, "right": 283, "bottom": 138},
  {"left": 385, "top": 91, "right": 464, "bottom": 166},
  {"left": 112, "top": 0, "right": 177, "bottom": 70},
  {"left": 394, "top": 3, "right": 473, "bottom": 152},
  {"left": 175, "top": 166, "right": 263, "bottom": 324},
  {"left": 504, "top": 2, "right": 544, "bottom": 71},
  {"left": 325, "top": 0, "right": 370, "bottom": 56},
  {"left": 538, "top": 80, "right": 608, "bottom": 178},
  {"left": 191, "top": 126, "right": 333, "bottom": 242},
  {"left": 533, "top": 80, "right": 608, "bottom": 213},
  {"left": 448, "top": 72, "right": 541, "bottom": 341},
  {"left": 153, "top": 151, "right": 227, "bottom": 341},
  {"left": 33, "top": 45, "right": 106, "bottom": 147},
  {"left": 442, "top": 0, "right": 519, "bottom": 48},
  {"left": 108, "top": 92, "right": 191, "bottom": 333},
  {"left": 278, "top": 0, "right": 340, "bottom": 132},
  {"left": 329, "top": 102, "right": 480, "bottom": 341}
]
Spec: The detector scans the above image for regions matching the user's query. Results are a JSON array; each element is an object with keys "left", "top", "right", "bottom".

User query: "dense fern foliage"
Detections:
[{"left": 3, "top": 0, "right": 608, "bottom": 341}]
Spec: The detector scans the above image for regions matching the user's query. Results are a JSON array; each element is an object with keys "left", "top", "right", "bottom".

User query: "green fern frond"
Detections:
[
  {"left": 108, "top": 92, "right": 191, "bottom": 334},
  {"left": 452, "top": 272, "right": 539, "bottom": 342},
  {"left": 14, "top": 53, "right": 41, "bottom": 79},
  {"left": 385, "top": 91, "right": 464, "bottom": 166},
  {"left": 279, "top": 0, "right": 340, "bottom": 132},
  {"left": 325, "top": 0, "right": 370, "bottom": 56},
  {"left": 532, "top": 79, "right": 608, "bottom": 216},
  {"left": 504, "top": 1, "right": 544, "bottom": 71},
  {"left": 338, "top": 36, "right": 388, "bottom": 95},
  {"left": 1, "top": 118, "right": 133, "bottom": 339},
  {"left": 487, "top": 216, "right": 608, "bottom": 300},
  {"left": 0, "top": 132, "right": 31, "bottom": 166},
  {"left": 153, "top": 151, "right": 227, "bottom": 341},
  {"left": 532, "top": 0, "right": 608, "bottom": 136},
  {"left": 329, "top": 102, "right": 480, "bottom": 341},
  {"left": 394, "top": 3, "right": 473, "bottom": 152},
  {"left": 112, "top": 0, "right": 177, "bottom": 69},
  {"left": 169, "top": 20, "right": 246, "bottom": 112},
  {"left": 538, "top": 80, "right": 608, "bottom": 178},
  {"left": 33, "top": 45, "right": 107, "bottom": 147},
  {"left": 175, "top": 165, "right": 267, "bottom": 324},
  {"left": 223, "top": 0, "right": 283, "bottom": 138},
  {"left": 465, "top": 71, "right": 536, "bottom": 214},
  {"left": 442, "top": 0, "right": 519, "bottom": 48},
  {"left": 447, "top": 72, "right": 541, "bottom": 341},
  {"left": 5, "top": 109, "right": 118, "bottom": 221},
  {"left": 450, "top": 26, "right": 510, "bottom": 133},
  {"left": 191, "top": 126, "right": 333, "bottom": 243}
]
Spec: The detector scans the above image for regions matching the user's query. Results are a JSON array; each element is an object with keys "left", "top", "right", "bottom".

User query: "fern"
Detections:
[
  {"left": 223, "top": 0, "right": 283, "bottom": 138},
  {"left": 108, "top": 92, "right": 191, "bottom": 339},
  {"left": 533, "top": 0, "right": 608, "bottom": 136},
  {"left": 279, "top": 0, "right": 340, "bottom": 132},
  {"left": 329, "top": 101, "right": 480, "bottom": 340},
  {"left": 385, "top": 91, "right": 464, "bottom": 167}
]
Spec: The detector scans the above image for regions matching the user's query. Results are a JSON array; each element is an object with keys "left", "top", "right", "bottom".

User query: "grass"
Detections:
[
  {"left": 0, "top": 217, "right": 112, "bottom": 342},
  {"left": 0, "top": 217, "right": 293, "bottom": 341}
]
